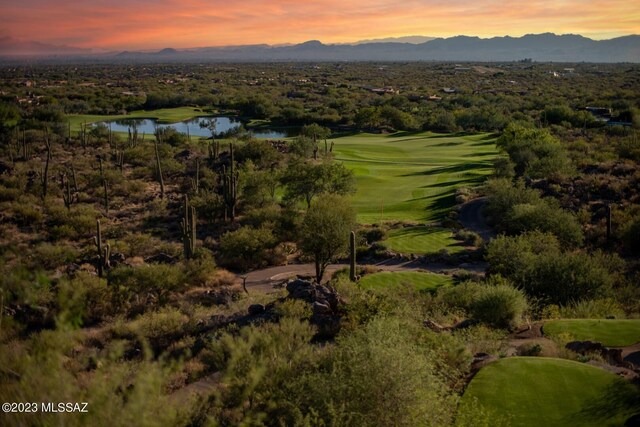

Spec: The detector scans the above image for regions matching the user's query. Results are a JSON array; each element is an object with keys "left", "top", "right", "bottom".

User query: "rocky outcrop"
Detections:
[
  {"left": 566, "top": 340, "right": 626, "bottom": 367},
  {"left": 285, "top": 279, "right": 344, "bottom": 338}
]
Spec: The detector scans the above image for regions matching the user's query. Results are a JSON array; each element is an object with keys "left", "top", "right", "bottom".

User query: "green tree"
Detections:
[
  {"left": 219, "top": 225, "right": 278, "bottom": 271},
  {"left": 282, "top": 159, "right": 355, "bottom": 209},
  {"left": 299, "top": 195, "right": 356, "bottom": 282},
  {"left": 498, "top": 123, "right": 574, "bottom": 179}
]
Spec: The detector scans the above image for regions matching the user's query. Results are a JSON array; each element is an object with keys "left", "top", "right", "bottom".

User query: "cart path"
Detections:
[{"left": 238, "top": 259, "right": 487, "bottom": 292}]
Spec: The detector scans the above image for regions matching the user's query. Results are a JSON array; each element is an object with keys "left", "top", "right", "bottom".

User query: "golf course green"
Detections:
[
  {"left": 382, "top": 226, "right": 466, "bottom": 255},
  {"left": 359, "top": 271, "right": 452, "bottom": 292},
  {"left": 332, "top": 132, "right": 497, "bottom": 224},
  {"left": 544, "top": 319, "right": 640, "bottom": 347},
  {"left": 460, "top": 357, "right": 637, "bottom": 426}
]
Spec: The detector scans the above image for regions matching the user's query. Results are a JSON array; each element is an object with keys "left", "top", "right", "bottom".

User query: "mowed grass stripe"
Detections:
[
  {"left": 460, "top": 357, "right": 636, "bottom": 427},
  {"left": 382, "top": 226, "right": 465, "bottom": 255},
  {"left": 332, "top": 131, "right": 497, "bottom": 224},
  {"left": 359, "top": 271, "right": 452, "bottom": 292}
]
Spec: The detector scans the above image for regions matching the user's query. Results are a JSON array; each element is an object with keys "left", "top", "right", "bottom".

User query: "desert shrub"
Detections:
[
  {"left": 0, "top": 186, "right": 20, "bottom": 202},
  {"left": 318, "top": 317, "right": 456, "bottom": 426},
  {"left": 483, "top": 178, "right": 541, "bottom": 227},
  {"left": 497, "top": 123, "right": 574, "bottom": 179},
  {"left": 57, "top": 271, "right": 111, "bottom": 326},
  {"left": 120, "top": 233, "right": 171, "bottom": 258},
  {"left": 454, "top": 229, "right": 483, "bottom": 247},
  {"left": 182, "top": 249, "right": 217, "bottom": 286},
  {"left": 33, "top": 242, "right": 79, "bottom": 270},
  {"left": 117, "top": 306, "right": 188, "bottom": 341},
  {"left": 484, "top": 179, "right": 583, "bottom": 247},
  {"left": 0, "top": 327, "right": 189, "bottom": 427},
  {"left": 47, "top": 203, "right": 99, "bottom": 240},
  {"left": 471, "top": 284, "right": 528, "bottom": 330},
  {"left": 435, "top": 281, "right": 484, "bottom": 314},
  {"left": 108, "top": 264, "right": 186, "bottom": 312},
  {"left": 492, "top": 156, "right": 515, "bottom": 179},
  {"left": 559, "top": 298, "right": 625, "bottom": 319},
  {"left": 207, "top": 316, "right": 456, "bottom": 426},
  {"left": 485, "top": 231, "right": 557, "bottom": 285},
  {"left": 10, "top": 198, "right": 44, "bottom": 227},
  {"left": 1, "top": 265, "right": 53, "bottom": 309},
  {"left": 218, "top": 224, "right": 278, "bottom": 271},
  {"left": 527, "top": 251, "right": 613, "bottom": 306},
  {"left": 505, "top": 201, "right": 583, "bottom": 248},
  {"left": 621, "top": 215, "right": 640, "bottom": 254},
  {"left": 190, "top": 191, "right": 224, "bottom": 224},
  {"left": 364, "top": 225, "right": 388, "bottom": 243},
  {"left": 486, "top": 232, "right": 614, "bottom": 306},
  {"left": 454, "top": 325, "right": 509, "bottom": 355},
  {"left": 274, "top": 299, "right": 312, "bottom": 319},
  {"left": 517, "top": 343, "right": 542, "bottom": 356}
]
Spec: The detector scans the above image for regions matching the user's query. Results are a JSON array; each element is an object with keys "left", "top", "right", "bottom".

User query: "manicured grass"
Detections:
[
  {"left": 332, "top": 131, "right": 497, "bottom": 224},
  {"left": 382, "top": 226, "right": 465, "bottom": 255},
  {"left": 68, "top": 107, "right": 212, "bottom": 130},
  {"left": 544, "top": 319, "right": 640, "bottom": 347},
  {"left": 460, "top": 357, "right": 636, "bottom": 427},
  {"left": 359, "top": 271, "right": 452, "bottom": 292}
]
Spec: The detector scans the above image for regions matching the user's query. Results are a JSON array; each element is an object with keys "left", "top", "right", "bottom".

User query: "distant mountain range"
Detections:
[
  {"left": 1, "top": 33, "right": 639, "bottom": 63},
  {"left": 0, "top": 36, "right": 93, "bottom": 57}
]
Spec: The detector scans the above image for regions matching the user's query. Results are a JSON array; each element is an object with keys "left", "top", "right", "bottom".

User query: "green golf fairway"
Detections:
[
  {"left": 332, "top": 132, "right": 497, "bottom": 224},
  {"left": 359, "top": 271, "right": 452, "bottom": 292},
  {"left": 544, "top": 319, "right": 640, "bottom": 347},
  {"left": 382, "top": 226, "right": 466, "bottom": 255},
  {"left": 460, "top": 357, "right": 636, "bottom": 427}
]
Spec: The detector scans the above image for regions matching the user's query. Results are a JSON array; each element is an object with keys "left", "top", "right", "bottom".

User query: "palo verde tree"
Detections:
[
  {"left": 282, "top": 159, "right": 355, "bottom": 209},
  {"left": 299, "top": 194, "right": 356, "bottom": 283}
]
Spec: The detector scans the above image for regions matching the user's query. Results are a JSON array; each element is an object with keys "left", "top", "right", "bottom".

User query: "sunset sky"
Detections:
[{"left": 1, "top": 0, "right": 639, "bottom": 50}]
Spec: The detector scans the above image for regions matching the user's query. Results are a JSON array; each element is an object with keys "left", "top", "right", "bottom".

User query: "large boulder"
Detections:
[
  {"left": 566, "top": 340, "right": 625, "bottom": 367},
  {"left": 285, "top": 278, "right": 344, "bottom": 338}
]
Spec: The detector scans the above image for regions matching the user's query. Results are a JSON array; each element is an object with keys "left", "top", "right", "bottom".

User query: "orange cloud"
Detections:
[{"left": 1, "top": 0, "right": 638, "bottom": 50}]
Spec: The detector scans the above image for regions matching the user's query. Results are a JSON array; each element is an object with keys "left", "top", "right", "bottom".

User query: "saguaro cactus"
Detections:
[
  {"left": 222, "top": 143, "right": 238, "bottom": 221},
  {"left": 41, "top": 135, "right": 51, "bottom": 200},
  {"left": 103, "top": 178, "right": 109, "bottom": 213},
  {"left": 61, "top": 173, "right": 73, "bottom": 210},
  {"left": 606, "top": 204, "right": 612, "bottom": 240},
  {"left": 181, "top": 195, "right": 197, "bottom": 259},
  {"left": 349, "top": 231, "right": 357, "bottom": 281},
  {"left": 190, "top": 158, "right": 200, "bottom": 194},
  {"left": 115, "top": 147, "right": 124, "bottom": 173},
  {"left": 208, "top": 140, "right": 220, "bottom": 162},
  {"left": 94, "top": 220, "right": 110, "bottom": 277},
  {"left": 154, "top": 137, "right": 165, "bottom": 199}
]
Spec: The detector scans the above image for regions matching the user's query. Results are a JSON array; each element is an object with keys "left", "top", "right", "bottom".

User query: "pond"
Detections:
[{"left": 95, "top": 116, "right": 296, "bottom": 139}]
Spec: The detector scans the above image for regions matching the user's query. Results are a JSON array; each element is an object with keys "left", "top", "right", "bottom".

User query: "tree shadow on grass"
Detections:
[
  {"left": 462, "top": 151, "right": 497, "bottom": 157},
  {"left": 422, "top": 132, "right": 470, "bottom": 139},
  {"left": 573, "top": 380, "right": 640, "bottom": 426},
  {"left": 390, "top": 226, "right": 444, "bottom": 238},
  {"left": 426, "top": 193, "right": 456, "bottom": 215},
  {"left": 420, "top": 175, "right": 486, "bottom": 189},
  {"left": 432, "top": 141, "right": 464, "bottom": 147},
  {"left": 401, "top": 162, "right": 489, "bottom": 177},
  {"left": 472, "top": 139, "right": 498, "bottom": 146}
]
